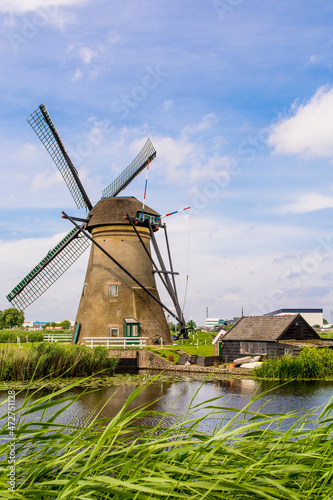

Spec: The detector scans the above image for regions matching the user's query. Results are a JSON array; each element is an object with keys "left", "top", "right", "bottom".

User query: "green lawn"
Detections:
[
  {"left": 319, "top": 332, "right": 333, "bottom": 339},
  {"left": 151, "top": 343, "right": 214, "bottom": 358},
  {"left": 170, "top": 330, "right": 215, "bottom": 357}
]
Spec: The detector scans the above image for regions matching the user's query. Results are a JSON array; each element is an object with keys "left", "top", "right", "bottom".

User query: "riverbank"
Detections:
[{"left": 0, "top": 370, "right": 252, "bottom": 391}]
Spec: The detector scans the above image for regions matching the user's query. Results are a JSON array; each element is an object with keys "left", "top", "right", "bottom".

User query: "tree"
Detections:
[
  {"left": 60, "top": 320, "right": 71, "bottom": 330},
  {"left": 1, "top": 308, "right": 24, "bottom": 328},
  {"left": 323, "top": 318, "right": 329, "bottom": 325},
  {"left": 186, "top": 320, "right": 196, "bottom": 333},
  {"left": 168, "top": 322, "right": 175, "bottom": 333},
  {"left": 0, "top": 311, "right": 3, "bottom": 329}
]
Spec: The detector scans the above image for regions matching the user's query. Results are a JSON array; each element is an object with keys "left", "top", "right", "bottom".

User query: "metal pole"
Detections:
[
  {"left": 163, "top": 223, "right": 179, "bottom": 301},
  {"left": 148, "top": 221, "right": 185, "bottom": 327}
]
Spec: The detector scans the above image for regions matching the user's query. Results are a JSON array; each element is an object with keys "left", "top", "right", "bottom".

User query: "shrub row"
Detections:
[{"left": 253, "top": 346, "right": 333, "bottom": 379}]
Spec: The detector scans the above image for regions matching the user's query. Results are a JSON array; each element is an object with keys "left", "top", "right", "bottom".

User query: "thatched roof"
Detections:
[
  {"left": 87, "top": 197, "right": 160, "bottom": 229},
  {"left": 217, "top": 314, "right": 313, "bottom": 342}
]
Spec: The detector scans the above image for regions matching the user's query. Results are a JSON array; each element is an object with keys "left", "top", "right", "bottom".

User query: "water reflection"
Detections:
[{"left": 1, "top": 374, "right": 333, "bottom": 434}]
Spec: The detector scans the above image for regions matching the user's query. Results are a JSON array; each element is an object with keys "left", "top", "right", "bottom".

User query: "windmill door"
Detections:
[{"left": 123, "top": 318, "right": 140, "bottom": 341}]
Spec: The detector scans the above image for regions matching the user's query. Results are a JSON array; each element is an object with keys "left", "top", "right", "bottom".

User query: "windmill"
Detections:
[{"left": 6, "top": 104, "right": 188, "bottom": 344}]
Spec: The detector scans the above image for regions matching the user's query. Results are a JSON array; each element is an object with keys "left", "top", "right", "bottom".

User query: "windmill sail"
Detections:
[
  {"left": 102, "top": 138, "right": 156, "bottom": 198},
  {"left": 6, "top": 228, "right": 90, "bottom": 310},
  {"left": 27, "top": 104, "right": 92, "bottom": 210}
]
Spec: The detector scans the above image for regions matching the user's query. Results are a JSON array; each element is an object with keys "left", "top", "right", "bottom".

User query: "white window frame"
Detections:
[
  {"left": 110, "top": 327, "right": 119, "bottom": 337},
  {"left": 108, "top": 284, "right": 118, "bottom": 297}
]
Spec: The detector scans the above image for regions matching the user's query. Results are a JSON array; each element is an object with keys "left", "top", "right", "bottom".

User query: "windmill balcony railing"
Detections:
[{"left": 83, "top": 337, "right": 149, "bottom": 349}]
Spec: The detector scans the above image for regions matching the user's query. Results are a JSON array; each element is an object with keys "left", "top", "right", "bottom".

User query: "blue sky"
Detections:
[{"left": 1, "top": 0, "right": 333, "bottom": 324}]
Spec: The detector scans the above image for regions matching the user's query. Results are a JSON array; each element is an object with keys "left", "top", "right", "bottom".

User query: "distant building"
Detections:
[
  {"left": 264, "top": 308, "right": 323, "bottom": 327},
  {"left": 206, "top": 318, "right": 226, "bottom": 329},
  {"left": 23, "top": 321, "right": 49, "bottom": 330},
  {"left": 22, "top": 320, "right": 74, "bottom": 330},
  {"left": 33, "top": 321, "right": 48, "bottom": 328}
]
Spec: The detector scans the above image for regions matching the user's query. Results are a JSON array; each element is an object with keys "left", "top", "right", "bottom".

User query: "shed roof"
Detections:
[
  {"left": 217, "top": 314, "right": 305, "bottom": 342},
  {"left": 124, "top": 318, "right": 139, "bottom": 324}
]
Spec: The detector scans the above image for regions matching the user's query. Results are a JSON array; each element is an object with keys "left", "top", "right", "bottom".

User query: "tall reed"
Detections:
[
  {"left": 0, "top": 379, "right": 333, "bottom": 499},
  {"left": 0, "top": 329, "right": 43, "bottom": 343},
  {"left": 0, "top": 342, "right": 118, "bottom": 381}
]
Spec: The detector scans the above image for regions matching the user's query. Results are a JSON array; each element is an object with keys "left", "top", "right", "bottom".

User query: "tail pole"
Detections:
[{"left": 156, "top": 206, "right": 190, "bottom": 220}]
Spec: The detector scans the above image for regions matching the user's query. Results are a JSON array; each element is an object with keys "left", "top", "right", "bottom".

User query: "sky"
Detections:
[{"left": 1, "top": 0, "right": 333, "bottom": 325}]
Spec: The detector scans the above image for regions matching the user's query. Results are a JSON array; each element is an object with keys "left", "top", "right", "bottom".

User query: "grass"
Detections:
[
  {"left": 0, "top": 328, "right": 73, "bottom": 344},
  {"left": 0, "top": 342, "right": 118, "bottom": 381},
  {"left": 1, "top": 378, "right": 333, "bottom": 498},
  {"left": 254, "top": 346, "right": 333, "bottom": 379},
  {"left": 174, "top": 344, "right": 214, "bottom": 356},
  {"left": 147, "top": 347, "right": 180, "bottom": 363},
  {"left": 319, "top": 332, "right": 333, "bottom": 339},
  {"left": 0, "top": 328, "right": 44, "bottom": 343},
  {"left": 147, "top": 344, "right": 214, "bottom": 362},
  {"left": 172, "top": 330, "right": 215, "bottom": 356}
]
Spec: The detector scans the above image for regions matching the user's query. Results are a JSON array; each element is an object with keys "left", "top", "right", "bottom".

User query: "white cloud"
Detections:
[
  {"left": 31, "top": 169, "right": 63, "bottom": 191},
  {"left": 268, "top": 86, "right": 333, "bottom": 158},
  {"left": 161, "top": 213, "right": 326, "bottom": 322},
  {"left": 279, "top": 192, "right": 333, "bottom": 214},
  {"left": 0, "top": 0, "right": 88, "bottom": 14},
  {"left": 181, "top": 113, "right": 218, "bottom": 137},
  {"left": 72, "top": 68, "right": 83, "bottom": 81},
  {"left": 162, "top": 100, "right": 174, "bottom": 111},
  {"left": 78, "top": 46, "right": 96, "bottom": 64}
]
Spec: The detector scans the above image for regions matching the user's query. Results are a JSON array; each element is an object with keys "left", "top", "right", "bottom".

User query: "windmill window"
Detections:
[
  {"left": 108, "top": 285, "right": 118, "bottom": 297},
  {"left": 135, "top": 211, "right": 158, "bottom": 224},
  {"left": 110, "top": 327, "right": 119, "bottom": 337}
]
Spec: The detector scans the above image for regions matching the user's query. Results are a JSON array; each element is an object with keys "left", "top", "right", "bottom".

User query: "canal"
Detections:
[{"left": 2, "top": 371, "right": 333, "bottom": 433}]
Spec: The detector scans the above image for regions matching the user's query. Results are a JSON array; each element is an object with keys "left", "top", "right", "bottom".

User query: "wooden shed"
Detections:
[{"left": 213, "top": 314, "right": 331, "bottom": 361}]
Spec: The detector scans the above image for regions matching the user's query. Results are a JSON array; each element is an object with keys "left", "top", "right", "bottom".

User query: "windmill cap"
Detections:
[{"left": 86, "top": 196, "right": 160, "bottom": 230}]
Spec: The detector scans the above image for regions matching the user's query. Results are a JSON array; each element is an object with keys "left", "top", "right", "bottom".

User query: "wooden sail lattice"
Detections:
[
  {"left": 27, "top": 104, "right": 91, "bottom": 210},
  {"left": 6, "top": 228, "right": 90, "bottom": 310},
  {"left": 102, "top": 138, "right": 156, "bottom": 198}
]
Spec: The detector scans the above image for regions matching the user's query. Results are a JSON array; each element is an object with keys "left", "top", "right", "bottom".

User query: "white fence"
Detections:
[
  {"left": 43, "top": 334, "right": 73, "bottom": 343},
  {"left": 83, "top": 337, "right": 149, "bottom": 349}
]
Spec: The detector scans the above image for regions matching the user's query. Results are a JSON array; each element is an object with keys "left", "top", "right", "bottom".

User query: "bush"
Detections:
[{"left": 253, "top": 346, "right": 333, "bottom": 379}]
